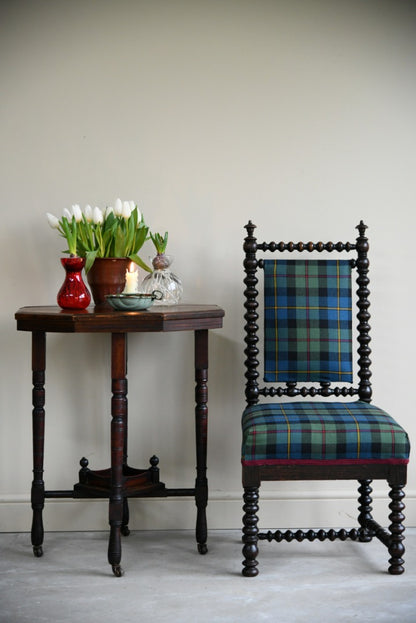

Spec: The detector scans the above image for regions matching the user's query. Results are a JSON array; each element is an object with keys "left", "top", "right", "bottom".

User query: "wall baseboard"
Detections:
[{"left": 1, "top": 490, "right": 415, "bottom": 532}]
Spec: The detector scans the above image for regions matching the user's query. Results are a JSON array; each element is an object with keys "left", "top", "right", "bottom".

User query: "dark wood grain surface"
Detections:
[{"left": 15, "top": 304, "right": 225, "bottom": 333}]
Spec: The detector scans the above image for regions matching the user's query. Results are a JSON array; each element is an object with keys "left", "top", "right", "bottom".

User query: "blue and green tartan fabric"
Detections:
[
  {"left": 241, "top": 401, "right": 410, "bottom": 465},
  {"left": 264, "top": 259, "right": 353, "bottom": 382}
]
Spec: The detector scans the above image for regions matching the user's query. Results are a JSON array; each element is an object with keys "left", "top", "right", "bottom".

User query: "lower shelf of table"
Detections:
[
  {"left": 42, "top": 458, "right": 196, "bottom": 500},
  {"left": 75, "top": 464, "right": 165, "bottom": 498}
]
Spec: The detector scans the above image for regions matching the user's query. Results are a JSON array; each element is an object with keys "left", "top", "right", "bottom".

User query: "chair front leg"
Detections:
[
  {"left": 388, "top": 483, "right": 406, "bottom": 575},
  {"left": 242, "top": 486, "right": 260, "bottom": 577}
]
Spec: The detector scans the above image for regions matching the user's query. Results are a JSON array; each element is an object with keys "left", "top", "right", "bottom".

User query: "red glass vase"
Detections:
[{"left": 57, "top": 257, "right": 91, "bottom": 310}]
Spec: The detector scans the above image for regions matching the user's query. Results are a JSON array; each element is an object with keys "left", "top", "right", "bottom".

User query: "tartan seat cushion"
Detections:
[
  {"left": 241, "top": 401, "right": 410, "bottom": 466},
  {"left": 264, "top": 259, "right": 353, "bottom": 383}
]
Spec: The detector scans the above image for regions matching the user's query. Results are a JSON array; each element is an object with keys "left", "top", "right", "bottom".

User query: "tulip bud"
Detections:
[
  {"left": 129, "top": 201, "right": 142, "bottom": 223},
  {"left": 122, "top": 201, "right": 131, "bottom": 219},
  {"left": 93, "top": 206, "right": 103, "bottom": 225},
  {"left": 72, "top": 204, "right": 83, "bottom": 222},
  {"left": 114, "top": 198, "right": 123, "bottom": 216},
  {"left": 63, "top": 208, "right": 72, "bottom": 221},
  {"left": 46, "top": 212, "right": 60, "bottom": 229},
  {"left": 105, "top": 206, "right": 114, "bottom": 219},
  {"left": 84, "top": 204, "right": 93, "bottom": 222}
]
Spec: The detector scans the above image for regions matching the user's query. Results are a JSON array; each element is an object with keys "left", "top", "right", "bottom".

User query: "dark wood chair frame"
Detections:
[{"left": 242, "top": 220, "right": 407, "bottom": 577}]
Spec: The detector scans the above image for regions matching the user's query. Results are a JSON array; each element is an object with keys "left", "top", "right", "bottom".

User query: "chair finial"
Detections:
[
  {"left": 356, "top": 220, "right": 368, "bottom": 236},
  {"left": 245, "top": 220, "right": 256, "bottom": 234}
]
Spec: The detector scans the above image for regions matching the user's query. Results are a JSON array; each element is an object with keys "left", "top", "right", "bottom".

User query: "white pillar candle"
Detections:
[{"left": 123, "top": 263, "right": 138, "bottom": 294}]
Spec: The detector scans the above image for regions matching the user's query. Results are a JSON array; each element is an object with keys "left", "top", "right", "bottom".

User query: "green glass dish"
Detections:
[{"left": 105, "top": 290, "right": 163, "bottom": 311}]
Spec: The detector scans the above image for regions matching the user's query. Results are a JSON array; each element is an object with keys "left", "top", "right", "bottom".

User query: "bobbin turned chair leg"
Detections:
[
  {"left": 242, "top": 486, "right": 260, "bottom": 577},
  {"left": 388, "top": 484, "right": 406, "bottom": 575},
  {"left": 357, "top": 479, "right": 373, "bottom": 542}
]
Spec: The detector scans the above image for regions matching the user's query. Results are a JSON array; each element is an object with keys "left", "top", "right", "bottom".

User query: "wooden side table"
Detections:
[{"left": 15, "top": 304, "right": 224, "bottom": 576}]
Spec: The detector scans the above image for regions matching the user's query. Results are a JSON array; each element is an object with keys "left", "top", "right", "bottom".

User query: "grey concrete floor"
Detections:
[{"left": 0, "top": 529, "right": 415, "bottom": 623}]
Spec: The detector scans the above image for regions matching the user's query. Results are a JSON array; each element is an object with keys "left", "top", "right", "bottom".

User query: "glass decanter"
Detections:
[{"left": 141, "top": 254, "right": 183, "bottom": 305}]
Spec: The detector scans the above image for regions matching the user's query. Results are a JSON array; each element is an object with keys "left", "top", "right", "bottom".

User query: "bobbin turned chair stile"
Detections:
[{"left": 241, "top": 221, "right": 410, "bottom": 577}]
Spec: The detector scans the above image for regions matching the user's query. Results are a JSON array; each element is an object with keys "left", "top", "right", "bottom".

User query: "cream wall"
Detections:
[{"left": 1, "top": 0, "right": 415, "bottom": 533}]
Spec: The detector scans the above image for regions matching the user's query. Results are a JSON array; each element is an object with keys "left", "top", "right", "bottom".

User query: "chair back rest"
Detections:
[
  {"left": 243, "top": 221, "right": 371, "bottom": 405},
  {"left": 264, "top": 258, "right": 353, "bottom": 383}
]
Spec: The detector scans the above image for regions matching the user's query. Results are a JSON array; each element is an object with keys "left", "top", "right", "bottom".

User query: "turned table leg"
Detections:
[
  {"left": 194, "top": 329, "right": 209, "bottom": 554},
  {"left": 108, "top": 332, "right": 127, "bottom": 577},
  {"left": 31, "top": 331, "right": 46, "bottom": 557}
]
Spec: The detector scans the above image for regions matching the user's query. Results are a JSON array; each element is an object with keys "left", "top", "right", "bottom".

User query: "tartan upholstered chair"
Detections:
[{"left": 241, "top": 221, "right": 410, "bottom": 577}]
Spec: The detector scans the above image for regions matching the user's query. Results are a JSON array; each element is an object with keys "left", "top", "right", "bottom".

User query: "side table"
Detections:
[{"left": 15, "top": 304, "right": 224, "bottom": 576}]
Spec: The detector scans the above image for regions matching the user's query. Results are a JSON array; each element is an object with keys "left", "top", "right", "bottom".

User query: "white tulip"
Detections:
[
  {"left": 63, "top": 208, "right": 72, "bottom": 221},
  {"left": 93, "top": 206, "right": 104, "bottom": 225},
  {"left": 129, "top": 200, "right": 142, "bottom": 222},
  {"left": 84, "top": 204, "right": 93, "bottom": 222},
  {"left": 114, "top": 198, "right": 123, "bottom": 216},
  {"left": 46, "top": 212, "right": 60, "bottom": 229},
  {"left": 72, "top": 204, "right": 83, "bottom": 222},
  {"left": 105, "top": 206, "right": 114, "bottom": 218},
  {"left": 122, "top": 201, "right": 131, "bottom": 219}
]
